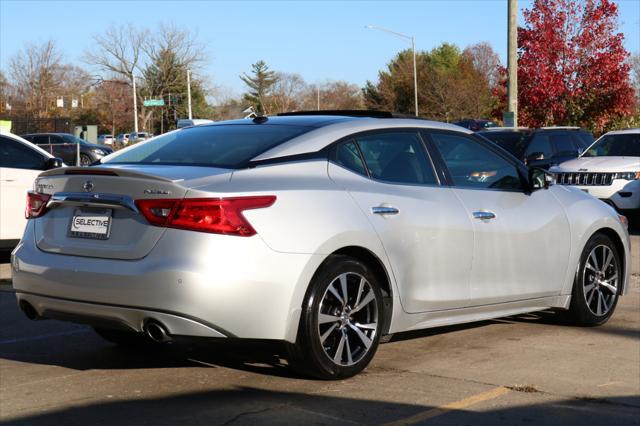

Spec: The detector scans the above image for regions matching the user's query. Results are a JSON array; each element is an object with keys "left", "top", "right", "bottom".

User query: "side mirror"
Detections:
[
  {"left": 529, "top": 167, "right": 554, "bottom": 191},
  {"left": 45, "top": 157, "right": 64, "bottom": 170},
  {"left": 525, "top": 152, "right": 545, "bottom": 164}
]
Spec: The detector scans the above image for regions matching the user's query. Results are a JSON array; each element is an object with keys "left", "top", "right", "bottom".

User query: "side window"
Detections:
[
  {"left": 430, "top": 132, "right": 523, "bottom": 191},
  {"left": 550, "top": 134, "right": 577, "bottom": 155},
  {"left": 50, "top": 135, "right": 64, "bottom": 145},
  {"left": 525, "top": 134, "right": 553, "bottom": 158},
  {"left": 355, "top": 132, "right": 437, "bottom": 185},
  {"left": 335, "top": 141, "right": 367, "bottom": 176},
  {"left": 31, "top": 135, "right": 50, "bottom": 145},
  {"left": 0, "top": 136, "right": 47, "bottom": 170}
]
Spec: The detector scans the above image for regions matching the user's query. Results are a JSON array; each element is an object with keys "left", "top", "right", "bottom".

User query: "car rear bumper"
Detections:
[{"left": 12, "top": 222, "right": 324, "bottom": 342}]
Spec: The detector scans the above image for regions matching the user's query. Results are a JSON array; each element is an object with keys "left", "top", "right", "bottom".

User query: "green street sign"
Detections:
[{"left": 143, "top": 99, "right": 165, "bottom": 107}]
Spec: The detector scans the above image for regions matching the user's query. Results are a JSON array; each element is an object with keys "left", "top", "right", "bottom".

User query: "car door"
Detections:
[
  {"left": 0, "top": 135, "right": 48, "bottom": 242},
  {"left": 427, "top": 131, "right": 571, "bottom": 305},
  {"left": 50, "top": 135, "right": 77, "bottom": 165},
  {"left": 327, "top": 130, "right": 474, "bottom": 313}
]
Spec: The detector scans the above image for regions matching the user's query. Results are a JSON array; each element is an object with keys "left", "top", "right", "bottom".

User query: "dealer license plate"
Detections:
[{"left": 69, "top": 209, "right": 112, "bottom": 240}]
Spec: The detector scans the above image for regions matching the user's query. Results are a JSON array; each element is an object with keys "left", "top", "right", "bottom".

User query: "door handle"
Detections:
[
  {"left": 372, "top": 206, "right": 399, "bottom": 215},
  {"left": 473, "top": 211, "right": 496, "bottom": 220}
]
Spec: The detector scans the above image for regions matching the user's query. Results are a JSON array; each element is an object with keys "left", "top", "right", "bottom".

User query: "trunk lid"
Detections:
[{"left": 32, "top": 165, "right": 232, "bottom": 260}]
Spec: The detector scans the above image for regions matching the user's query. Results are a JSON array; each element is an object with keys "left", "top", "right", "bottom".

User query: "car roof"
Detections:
[
  {"left": 245, "top": 115, "right": 471, "bottom": 160},
  {"left": 604, "top": 128, "right": 640, "bottom": 135}
]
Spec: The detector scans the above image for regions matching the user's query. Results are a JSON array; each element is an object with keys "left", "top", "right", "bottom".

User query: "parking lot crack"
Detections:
[{"left": 220, "top": 404, "right": 288, "bottom": 426}]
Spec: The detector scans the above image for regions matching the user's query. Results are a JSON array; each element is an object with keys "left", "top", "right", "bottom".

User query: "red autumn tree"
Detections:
[{"left": 516, "top": 0, "right": 634, "bottom": 132}]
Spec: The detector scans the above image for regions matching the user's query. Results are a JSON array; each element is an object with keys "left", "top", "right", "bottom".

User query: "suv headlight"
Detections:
[
  {"left": 92, "top": 148, "right": 107, "bottom": 156},
  {"left": 613, "top": 171, "right": 640, "bottom": 180}
]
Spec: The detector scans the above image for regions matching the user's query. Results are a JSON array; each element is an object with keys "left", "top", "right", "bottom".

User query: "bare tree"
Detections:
[
  {"left": 266, "top": 72, "right": 306, "bottom": 114},
  {"left": 9, "top": 40, "right": 62, "bottom": 118},
  {"left": 303, "top": 80, "right": 364, "bottom": 110},
  {"left": 462, "top": 42, "right": 501, "bottom": 88},
  {"left": 86, "top": 24, "right": 148, "bottom": 79}
]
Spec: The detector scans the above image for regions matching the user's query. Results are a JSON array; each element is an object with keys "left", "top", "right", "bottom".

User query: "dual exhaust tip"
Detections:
[{"left": 19, "top": 301, "right": 171, "bottom": 343}]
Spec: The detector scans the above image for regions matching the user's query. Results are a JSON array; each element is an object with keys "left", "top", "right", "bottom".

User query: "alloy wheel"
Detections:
[
  {"left": 583, "top": 244, "right": 619, "bottom": 316},
  {"left": 317, "top": 272, "right": 378, "bottom": 366}
]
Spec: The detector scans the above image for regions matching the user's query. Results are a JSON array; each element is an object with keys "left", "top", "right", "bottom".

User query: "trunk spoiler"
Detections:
[{"left": 38, "top": 166, "right": 175, "bottom": 183}]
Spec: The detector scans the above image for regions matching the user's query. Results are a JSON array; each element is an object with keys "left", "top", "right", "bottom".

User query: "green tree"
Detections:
[
  {"left": 363, "top": 43, "right": 496, "bottom": 121},
  {"left": 240, "top": 60, "right": 277, "bottom": 115}
]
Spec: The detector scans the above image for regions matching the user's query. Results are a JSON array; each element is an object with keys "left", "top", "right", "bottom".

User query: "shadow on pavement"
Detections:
[{"left": 2, "top": 386, "right": 638, "bottom": 426}]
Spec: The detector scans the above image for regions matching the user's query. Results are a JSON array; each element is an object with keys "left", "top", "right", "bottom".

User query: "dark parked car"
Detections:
[
  {"left": 478, "top": 127, "right": 594, "bottom": 169},
  {"left": 453, "top": 119, "right": 498, "bottom": 131},
  {"left": 21, "top": 133, "right": 113, "bottom": 166}
]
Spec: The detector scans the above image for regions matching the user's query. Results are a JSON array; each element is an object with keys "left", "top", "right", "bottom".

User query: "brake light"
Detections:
[
  {"left": 135, "top": 196, "right": 276, "bottom": 236},
  {"left": 26, "top": 191, "right": 51, "bottom": 219}
]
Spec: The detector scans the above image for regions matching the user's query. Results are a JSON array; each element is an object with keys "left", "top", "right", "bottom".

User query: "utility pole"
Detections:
[
  {"left": 507, "top": 0, "right": 518, "bottom": 127},
  {"left": 132, "top": 74, "right": 139, "bottom": 133},
  {"left": 187, "top": 69, "right": 193, "bottom": 120}
]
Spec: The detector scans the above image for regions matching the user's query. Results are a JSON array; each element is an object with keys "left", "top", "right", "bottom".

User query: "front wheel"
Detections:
[
  {"left": 79, "top": 153, "right": 92, "bottom": 166},
  {"left": 289, "top": 255, "right": 384, "bottom": 379},
  {"left": 567, "top": 233, "right": 621, "bottom": 326}
]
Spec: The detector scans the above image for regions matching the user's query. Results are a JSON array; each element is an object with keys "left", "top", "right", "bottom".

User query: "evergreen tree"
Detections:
[{"left": 240, "top": 60, "right": 277, "bottom": 115}]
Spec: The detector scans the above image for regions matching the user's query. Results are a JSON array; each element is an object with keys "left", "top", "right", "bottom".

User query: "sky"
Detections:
[{"left": 1, "top": 0, "right": 639, "bottom": 99}]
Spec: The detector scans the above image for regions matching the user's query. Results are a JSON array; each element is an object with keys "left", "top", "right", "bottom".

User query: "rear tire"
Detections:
[
  {"left": 567, "top": 233, "right": 621, "bottom": 326},
  {"left": 93, "top": 326, "right": 152, "bottom": 346},
  {"left": 289, "top": 255, "right": 384, "bottom": 379}
]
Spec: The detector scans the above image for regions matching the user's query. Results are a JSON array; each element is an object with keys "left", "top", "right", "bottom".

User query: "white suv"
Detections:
[{"left": 551, "top": 129, "right": 640, "bottom": 219}]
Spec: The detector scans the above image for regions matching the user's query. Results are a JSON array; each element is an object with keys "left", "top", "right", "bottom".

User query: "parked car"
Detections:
[
  {"left": 21, "top": 133, "right": 113, "bottom": 166},
  {"left": 0, "top": 131, "right": 63, "bottom": 252},
  {"left": 128, "top": 132, "right": 151, "bottom": 144},
  {"left": 453, "top": 119, "right": 498, "bottom": 131},
  {"left": 12, "top": 112, "right": 630, "bottom": 380},
  {"left": 115, "top": 134, "right": 130, "bottom": 146},
  {"left": 177, "top": 119, "right": 214, "bottom": 129},
  {"left": 551, "top": 128, "right": 640, "bottom": 220},
  {"left": 97, "top": 134, "right": 114, "bottom": 145},
  {"left": 478, "top": 127, "right": 594, "bottom": 169}
]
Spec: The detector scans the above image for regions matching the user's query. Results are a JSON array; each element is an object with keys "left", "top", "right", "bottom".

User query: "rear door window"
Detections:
[
  {"left": 525, "top": 134, "right": 553, "bottom": 158},
  {"left": 550, "top": 134, "right": 577, "bottom": 155},
  {"left": 354, "top": 132, "right": 437, "bottom": 185},
  {"left": 335, "top": 141, "right": 367, "bottom": 176}
]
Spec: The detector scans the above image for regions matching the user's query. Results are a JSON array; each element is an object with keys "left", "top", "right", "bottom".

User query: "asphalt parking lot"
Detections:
[{"left": 0, "top": 232, "right": 638, "bottom": 425}]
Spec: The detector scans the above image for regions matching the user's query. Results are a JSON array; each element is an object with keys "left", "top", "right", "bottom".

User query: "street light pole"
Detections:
[
  {"left": 132, "top": 73, "right": 139, "bottom": 133},
  {"left": 187, "top": 69, "right": 193, "bottom": 120},
  {"left": 411, "top": 36, "right": 418, "bottom": 118},
  {"left": 366, "top": 25, "right": 419, "bottom": 116}
]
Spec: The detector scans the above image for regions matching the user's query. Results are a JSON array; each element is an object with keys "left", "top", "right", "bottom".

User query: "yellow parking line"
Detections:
[{"left": 383, "top": 386, "right": 510, "bottom": 426}]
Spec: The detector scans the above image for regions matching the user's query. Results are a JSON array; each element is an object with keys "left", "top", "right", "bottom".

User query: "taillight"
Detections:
[
  {"left": 135, "top": 196, "right": 276, "bottom": 236},
  {"left": 26, "top": 191, "right": 51, "bottom": 219}
]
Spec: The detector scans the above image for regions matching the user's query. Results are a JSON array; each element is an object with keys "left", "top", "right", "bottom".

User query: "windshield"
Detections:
[
  {"left": 583, "top": 133, "right": 640, "bottom": 157},
  {"left": 104, "top": 124, "right": 312, "bottom": 168},
  {"left": 479, "top": 132, "right": 529, "bottom": 159}
]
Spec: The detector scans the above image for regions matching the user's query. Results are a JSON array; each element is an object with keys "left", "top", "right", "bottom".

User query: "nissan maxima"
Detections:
[{"left": 12, "top": 112, "right": 631, "bottom": 379}]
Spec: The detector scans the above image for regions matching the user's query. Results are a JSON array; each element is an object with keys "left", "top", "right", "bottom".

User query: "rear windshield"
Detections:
[
  {"left": 479, "top": 132, "right": 529, "bottom": 159},
  {"left": 583, "top": 133, "right": 640, "bottom": 157},
  {"left": 104, "top": 124, "right": 312, "bottom": 168}
]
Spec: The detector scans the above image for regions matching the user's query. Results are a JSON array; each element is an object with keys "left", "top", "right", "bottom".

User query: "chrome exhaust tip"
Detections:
[{"left": 144, "top": 320, "right": 170, "bottom": 343}]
